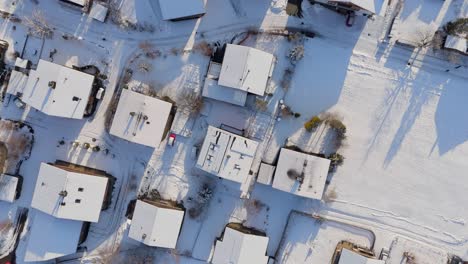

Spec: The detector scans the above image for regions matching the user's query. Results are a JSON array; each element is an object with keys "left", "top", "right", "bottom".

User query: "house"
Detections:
[
  {"left": 196, "top": 126, "right": 258, "bottom": 184},
  {"left": 315, "top": 0, "right": 380, "bottom": 16},
  {"left": 203, "top": 44, "right": 275, "bottom": 106},
  {"left": 0, "top": 174, "right": 21, "bottom": 202},
  {"left": 11, "top": 59, "right": 95, "bottom": 119},
  {"left": 109, "top": 89, "right": 173, "bottom": 148},
  {"left": 211, "top": 223, "right": 270, "bottom": 264},
  {"left": 128, "top": 199, "right": 185, "bottom": 249},
  {"left": 272, "top": 148, "right": 330, "bottom": 200},
  {"left": 444, "top": 35, "right": 467, "bottom": 54},
  {"left": 31, "top": 161, "right": 113, "bottom": 222},
  {"left": 24, "top": 211, "right": 86, "bottom": 262},
  {"left": 158, "top": 0, "right": 205, "bottom": 21},
  {"left": 89, "top": 2, "right": 108, "bottom": 22},
  {"left": 338, "top": 248, "right": 385, "bottom": 264}
]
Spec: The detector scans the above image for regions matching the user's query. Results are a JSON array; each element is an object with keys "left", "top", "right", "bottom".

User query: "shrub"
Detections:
[
  {"left": 328, "top": 119, "right": 346, "bottom": 138},
  {"left": 328, "top": 153, "right": 344, "bottom": 168},
  {"left": 443, "top": 18, "right": 468, "bottom": 36},
  {"left": 304, "top": 116, "right": 321, "bottom": 132}
]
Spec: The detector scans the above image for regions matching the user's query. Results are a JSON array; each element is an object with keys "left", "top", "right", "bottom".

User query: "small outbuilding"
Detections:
[
  {"left": 109, "top": 89, "right": 173, "bottom": 148},
  {"left": 321, "top": 0, "right": 379, "bottom": 16},
  {"left": 211, "top": 223, "right": 270, "bottom": 264},
  {"left": 24, "top": 211, "right": 85, "bottom": 262},
  {"left": 196, "top": 126, "right": 258, "bottom": 184},
  {"left": 14, "top": 59, "right": 95, "bottom": 119},
  {"left": 158, "top": 0, "right": 205, "bottom": 21},
  {"left": 31, "top": 161, "right": 113, "bottom": 222},
  {"left": 89, "top": 2, "right": 108, "bottom": 22},
  {"left": 272, "top": 148, "right": 330, "bottom": 200},
  {"left": 0, "top": 174, "right": 21, "bottom": 202},
  {"left": 128, "top": 199, "right": 185, "bottom": 249},
  {"left": 444, "top": 35, "right": 467, "bottom": 54},
  {"left": 338, "top": 248, "right": 385, "bottom": 264}
]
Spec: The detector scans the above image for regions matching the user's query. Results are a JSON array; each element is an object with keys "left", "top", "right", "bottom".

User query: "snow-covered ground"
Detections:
[{"left": 0, "top": 0, "right": 468, "bottom": 263}]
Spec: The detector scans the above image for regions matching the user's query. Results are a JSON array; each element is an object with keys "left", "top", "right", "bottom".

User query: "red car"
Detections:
[{"left": 168, "top": 133, "right": 176, "bottom": 146}]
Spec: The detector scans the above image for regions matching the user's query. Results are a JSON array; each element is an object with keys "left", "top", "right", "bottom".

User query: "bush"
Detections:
[
  {"left": 443, "top": 18, "right": 468, "bottom": 36},
  {"left": 328, "top": 119, "right": 346, "bottom": 138},
  {"left": 328, "top": 153, "right": 344, "bottom": 167},
  {"left": 304, "top": 116, "right": 322, "bottom": 132}
]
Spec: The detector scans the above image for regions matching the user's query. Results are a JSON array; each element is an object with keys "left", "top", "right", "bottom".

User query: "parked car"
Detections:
[
  {"left": 168, "top": 133, "right": 176, "bottom": 146},
  {"left": 13, "top": 97, "right": 26, "bottom": 109}
]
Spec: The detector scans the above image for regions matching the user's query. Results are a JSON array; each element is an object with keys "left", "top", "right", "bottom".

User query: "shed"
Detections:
[
  {"left": 211, "top": 225, "right": 269, "bottom": 264},
  {"left": 338, "top": 248, "right": 385, "bottom": 264},
  {"left": 272, "top": 148, "right": 330, "bottom": 200},
  {"left": 89, "top": 3, "right": 108, "bottom": 22},
  {"left": 128, "top": 199, "right": 185, "bottom": 249},
  {"left": 24, "top": 211, "right": 83, "bottom": 262},
  {"left": 444, "top": 35, "right": 467, "bottom": 54},
  {"left": 0, "top": 174, "right": 19, "bottom": 202},
  {"left": 18, "top": 59, "right": 95, "bottom": 119},
  {"left": 31, "top": 162, "right": 110, "bottom": 222},
  {"left": 196, "top": 126, "right": 258, "bottom": 184},
  {"left": 257, "top": 163, "right": 275, "bottom": 185},
  {"left": 109, "top": 89, "right": 173, "bottom": 148},
  {"left": 158, "top": 0, "right": 205, "bottom": 21}
]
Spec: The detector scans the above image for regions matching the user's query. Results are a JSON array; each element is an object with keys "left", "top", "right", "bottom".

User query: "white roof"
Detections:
[
  {"left": 338, "top": 249, "right": 385, "bottom": 264},
  {"left": 128, "top": 200, "right": 184, "bottom": 249},
  {"left": 110, "top": 89, "right": 172, "bottom": 148},
  {"left": 272, "top": 148, "right": 330, "bottom": 200},
  {"left": 445, "top": 35, "right": 467, "bottom": 53},
  {"left": 6, "top": 70, "right": 29, "bottom": 96},
  {"left": 89, "top": 3, "right": 108, "bottom": 22},
  {"left": 257, "top": 163, "right": 275, "bottom": 185},
  {"left": 196, "top": 126, "right": 258, "bottom": 184},
  {"left": 21, "top": 59, "right": 95, "bottom": 119},
  {"left": 203, "top": 78, "right": 248, "bottom": 106},
  {"left": 24, "top": 211, "right": 82, "bottom": 262},
  {"left": 158, "top": 0, "right": 205, "bottom": 21},
  {"left": 328, "top": 0, "right": 376, "bottom": 13},
  {"left": 63, "top": 0, "right": 85, "bottom": 6},
  {"left": 212, "top": 226, "right": 269, "bottom": 264},
  {"left": 31, "top": 163, "right": 108, "bottom": 222},
  {"left": 218, "top": 44, "right": 275, "bottom": 96},
  {"left": 15, "top": 57, "right": 29, "bottom": 68},
  {"left": 0, "top": 174, "right": 18, "bottom": 202}
]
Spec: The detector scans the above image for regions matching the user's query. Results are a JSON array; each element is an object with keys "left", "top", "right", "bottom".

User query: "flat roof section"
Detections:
[{"left": 158, "top": 0, "right": 205, "bottom": 21}]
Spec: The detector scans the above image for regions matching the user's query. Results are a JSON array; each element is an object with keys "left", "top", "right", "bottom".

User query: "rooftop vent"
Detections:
[{"left": 48, "top": 81, "right": 56, "bottom": 89}]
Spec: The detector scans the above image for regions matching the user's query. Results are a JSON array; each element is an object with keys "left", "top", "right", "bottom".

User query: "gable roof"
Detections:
[
  {"left": 445, "top": 35, "right": 467, "bottom": 53},
  {"left": 24, "top": 211, "right": 82, "bottom": 262},
  {"left": 20, "top": 60, "right": 95, "bottom": 119},
  {"left": 211, "top": 226, "right": 269, "bottom": 264},
  {"left": 158, "top": 0, "right": 205, "bottom": 21},
  {"left": 110, "top": 89, "right": 172, "bottom": 148},
  {"left": 272, "top": 148, "right": 330, "bottom": 200},
  {"left": 128, "top": 200, "right": 185, "bottom": 249},
  {"left": 196, "top": 126, "right": 258, "bottom": 184},
  {"left": 218, "top": 44, "right": 275, "bottom": 96},
  {"left": 31, "top": 163, "right": 108, "bottom": 222}
]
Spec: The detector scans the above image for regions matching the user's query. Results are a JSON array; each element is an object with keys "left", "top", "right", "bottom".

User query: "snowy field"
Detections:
[{"left": 0, "top": 0, "right": 467, "bottom": 263}]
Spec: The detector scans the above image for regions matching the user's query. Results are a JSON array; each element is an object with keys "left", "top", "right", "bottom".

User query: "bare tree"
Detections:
[
  {"left": 412, "top": 25, "right": 436, "bottom": 48},
  {"left": 178, "top": 91, "right": 204, "bottom": 115},
  {"left": 24, "top": 10, "right": 53, "bottom": 38}
]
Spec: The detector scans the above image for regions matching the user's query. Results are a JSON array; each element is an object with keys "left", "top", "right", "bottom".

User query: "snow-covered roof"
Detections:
[
  {"left": 272, "top": 148, "right": 330, "bottom": 200},
  {"left": 212, "top": 226, "right": 269, "bottom": 264},
  {"left": 338, "top": 249, "right": 385, "bottom": 264},
  {"left": 158, "top": 0, "right": 205, "bottom": 21},
  {"left": 89, "top": 3, "right": 108, "bottom": 22},
  {"left": 109, "top": 89, "right": 172, "bottom": 148},
  {"left": 328, "top": 0, "right": 377, "bottom": 14},
  {"left": 128, "top": 200, "right": 185, "bottom": 249},
  {"left": 196, "top": 126, "right": 258, "bottom": 184},
  {"left": 218, "top": 44, "right": 275, "bottom": 96},
  {"left": 24, "top": 211, "right": 82, "bottom": 262},
  {"left": 6, "top": 70, "right": 29, "bottom": 96},
  {"left": 31, "top": 163, "right": 108, "bottom": 222},
  {"left": 20, "top": 59, "right": 95, "bottom": 119},
  {"left": 15, "top": 57, "right": 29, "bottom": 68},
  {"left": 444, "top": 35, "right": 467, "bottom": 53},
  {"left": 0, "top": 174, "right": 18, "bottom": 202},
  {"left": 61, "top": 0, "right": 86, "bottom": 7},
  {"left": 203, "top": 62, "right": 247, "bottom": 106},
  {"left": 257, "top": 163, "right": 275, "bottom": 185}
]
